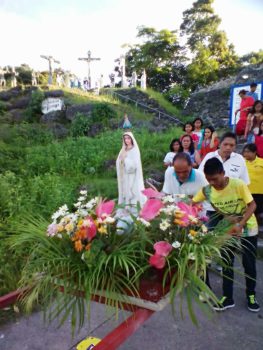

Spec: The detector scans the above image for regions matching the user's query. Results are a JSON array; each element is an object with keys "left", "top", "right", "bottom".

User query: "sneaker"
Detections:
[
  {"left": 247, "top": 295, "right": 260, "bottom": 312},
  {"left": 213, "top": 296, "right": 235, "bottom": 311}
]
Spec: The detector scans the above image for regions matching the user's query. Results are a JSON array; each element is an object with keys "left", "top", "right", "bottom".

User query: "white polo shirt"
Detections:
[
  {"left": 198, "top": 150, "right": 250, "bottom": 185},
  {"left": 162, "top": 168, "right": 208, "bottom": 196}
]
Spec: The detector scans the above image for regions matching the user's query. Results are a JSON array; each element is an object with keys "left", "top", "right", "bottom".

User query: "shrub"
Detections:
[
  {"left": 70, "top": 113, "right": 91, "bottom": 137},
  {"left": 25, "top": 89, "right": 45, "bottom": 122},
  {"left": 0, "top": 101, "right": 6, "bottom": 115},
  {"left": 91, "top": 103, "right": 117, "bottom": 126},
  {"left": 164, "top": 86, "right": 190, "bottom": 109}
]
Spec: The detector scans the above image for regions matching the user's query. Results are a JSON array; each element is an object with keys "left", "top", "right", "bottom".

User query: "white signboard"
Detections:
[
  {"left": 41, "top": 97, "right": 64, "bottom": 114},
  {"left": 229, "top": 83, "right": 262, "bottom": 126}
]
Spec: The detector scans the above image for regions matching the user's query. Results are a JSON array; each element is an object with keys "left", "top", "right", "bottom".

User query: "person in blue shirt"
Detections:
[{"left": 246, "top": 82, "right": 259, "bottom": 101}]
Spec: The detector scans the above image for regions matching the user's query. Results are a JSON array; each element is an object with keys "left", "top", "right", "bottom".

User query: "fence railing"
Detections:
[{"left": 103, "top": 89, "right": 183, "bottom": 125}]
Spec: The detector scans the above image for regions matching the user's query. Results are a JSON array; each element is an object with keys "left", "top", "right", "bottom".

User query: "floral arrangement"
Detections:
[{"left": 10, "top": 188, "right": 234, "bottom": 332}]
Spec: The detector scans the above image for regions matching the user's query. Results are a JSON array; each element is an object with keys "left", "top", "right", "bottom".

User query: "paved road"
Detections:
[{"left": 1, "top": 260, "right": 263, "bottom": 350}]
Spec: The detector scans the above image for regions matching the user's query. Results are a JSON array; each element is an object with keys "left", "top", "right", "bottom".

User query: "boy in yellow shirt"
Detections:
[
  {"left": 193, "top": 157, "right": 260, "bottom": 312},
  {"left": 243, "top": 143, "right": 263, "bottom": 229}
]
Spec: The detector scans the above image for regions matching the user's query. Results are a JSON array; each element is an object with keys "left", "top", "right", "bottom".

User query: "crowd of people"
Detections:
[{"left": 115, "top": 87, "right": 263, "bottom": 314}]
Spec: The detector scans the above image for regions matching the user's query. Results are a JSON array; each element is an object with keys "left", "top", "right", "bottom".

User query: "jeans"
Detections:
[{"left": 222, "top": 235, "right": 258, "bottom": 299}]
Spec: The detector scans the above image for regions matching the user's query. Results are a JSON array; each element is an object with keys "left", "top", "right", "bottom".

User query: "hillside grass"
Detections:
[{"left": 143, "top": 88, "right": 180, "bottom": 117}]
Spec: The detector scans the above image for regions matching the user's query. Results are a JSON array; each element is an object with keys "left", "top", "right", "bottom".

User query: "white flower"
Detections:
[
  {"left": 188, "top": 252, "right": 196, "bottom": 260},
  {"left": 201, "top": 224, "right": 208, "bottom": 233},
  {"left": 137, "top": 217, "right": 150, "bottom": 227},
  {"left": 74, "top": 202, "right": 82, "bottom": 208},
  {"left": 188, "top": 234, "right": 194, "bottom": 240},
  {"left": 57, "top": 234, "right": 62, "bottom": 239},
  {"left": 188, "top": 215, "right": 198, "bottom": 224},
  {"left": 80, "top": 190, "right": 87, "bottom": 195},
  {"left": 77, "top": 209, "right": 88, "bottom": 216},
  {"left": 172, "top": 241, "right": 181, "bottom": 249},
  {"left": 159, "top": 219, "right": 171, "bottom": 231},
  {"left": 85, "top": 198, "right": 98, "bottom": 209},
  {"left": 162, "top": 195, "right": 175, "bottom": 204},
  {"left": 176, "top": 194, "right": 186, "bottom": 199},
  {"left": 78, "top": 196, "right": 86, "bottom": 202},
  {"left": 51, "top": 204, "right": 69, "bottom": 221},
  {"left": 104, "top": 216, "right": 115, "bottom": 224}
]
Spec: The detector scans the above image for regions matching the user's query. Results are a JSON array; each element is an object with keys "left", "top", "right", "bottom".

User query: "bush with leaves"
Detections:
[
  {"left": 70, "top": 113, "right": 91, "bottom": 137},
  {"left": 0, "top": 101, "right": 7, "bottom": 115},
  {"left": 25, "top": 89, "right": 45, "bottom": 122},
  {"left": 91, "top": 103, "right": 117, "bottom": 127},
  {"left": 164, "top": 85, "right": 191, "bottom": 109}
]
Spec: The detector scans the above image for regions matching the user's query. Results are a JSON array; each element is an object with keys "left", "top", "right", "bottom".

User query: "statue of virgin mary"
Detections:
[{"left": 116, "top": 132, "right": 146, "bottom": 226}]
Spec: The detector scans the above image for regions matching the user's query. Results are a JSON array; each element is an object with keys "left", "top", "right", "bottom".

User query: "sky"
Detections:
[{"left": 0, "top": 0, "right": 262, "bottom": 86}]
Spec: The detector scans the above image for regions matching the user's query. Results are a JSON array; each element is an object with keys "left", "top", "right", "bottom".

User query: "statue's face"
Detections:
[{"left": 123, "top": 135, "right": 133, "bottom": 147}]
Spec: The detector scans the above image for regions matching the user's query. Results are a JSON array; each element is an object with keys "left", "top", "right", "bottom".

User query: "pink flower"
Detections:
[
  {"left": 82, "top": 216, "right": 97, "bottom": 241},
  {"left": 142, "top": 188, "right": 164, "bottom": 199},
  {"left": 175, "top": 201, "right": 200, "bottom": 226},
  {"left": 149, "top": 254, "right": 166, "bottom": 269},
  {"left": 47, "top": 223, "right": 58, "bottom": 236},
  {"left": 177, "top": 202, "right": 199, "bottom": 217},
  {"left": 154, "top": 241, "right": 173, "bottom": 257},
  {"left": 96, "top": 200, "right": 115, "bottom": 219},
  {"left": 139, "top": 199, "right": 164, "bottom": 221}
]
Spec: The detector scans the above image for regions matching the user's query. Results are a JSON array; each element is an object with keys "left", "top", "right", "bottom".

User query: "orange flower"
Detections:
[
  {"left": 85, "top": 243, "right": 92, "bottom": 251},
  {"left": 74, "top": 240, "right": 83, "bottom": 252},
  {"left": 189, "top": 229, "right": 197, "bottom": 237},
  {"left": 174, "top": 218, "right": 187, "bottom": 227}
]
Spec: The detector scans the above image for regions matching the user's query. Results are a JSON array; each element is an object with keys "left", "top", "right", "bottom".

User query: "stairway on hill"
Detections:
[{"left": 106, "top": 88, "right": 183, "bottom": 126}]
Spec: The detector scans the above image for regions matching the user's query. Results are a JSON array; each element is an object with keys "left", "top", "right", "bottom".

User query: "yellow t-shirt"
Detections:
[
  {"left": 193, "top": 178, "right": 258, "bottom": 237},
  {"left": 245, "top": 157, "right": 263, "bottom": 194}
]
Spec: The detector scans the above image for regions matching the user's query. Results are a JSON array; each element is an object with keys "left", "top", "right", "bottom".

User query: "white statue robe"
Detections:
[{"left": 116, "top": 132, "right": 146, "bottom": 218}]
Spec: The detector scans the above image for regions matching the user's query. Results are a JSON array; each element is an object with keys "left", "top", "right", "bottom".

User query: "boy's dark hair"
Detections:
[
  {"left": 193, "top": 117, "right": 204, "bottom": 127},
  {"left": 220, "top": 131, "right": 237, "bottom": 144},
  {"left": 173, "top": 152, "right": 192, "bottom": 166},
  {"left": 169, "top": 138, "right": 181, "bottom": 152},
  {"left": 250, "top": 82, "right": 257, "bottom": 88},
  {"left": 243, "top": 143, "right": 257, "bottom": 153},
  {"left": 204, "top": 157, "right": 224, "bottom": 175}
]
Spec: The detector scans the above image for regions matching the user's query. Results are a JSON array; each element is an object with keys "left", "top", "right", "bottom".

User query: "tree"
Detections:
[
  {"left": 239, "top": 50, "right": 263, "bottom": 65},
  {"left": 180, "top": 0, "right": 238, "bottom": 89},
  {"left": 125, "top": 26, "right": 186, "bottom": 91}
]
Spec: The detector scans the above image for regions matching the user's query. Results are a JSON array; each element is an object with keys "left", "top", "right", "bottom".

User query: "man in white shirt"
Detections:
[
  {"left": 162, "top": 152, "right": 208, "bottom": 196},
  {"left": 199, "top": 131, "right": 250, "bottom": 185}
]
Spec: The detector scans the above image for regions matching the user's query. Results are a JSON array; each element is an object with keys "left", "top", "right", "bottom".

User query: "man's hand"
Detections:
[{"left": 228, "top": 223, "right": 243, "bottom": 237}]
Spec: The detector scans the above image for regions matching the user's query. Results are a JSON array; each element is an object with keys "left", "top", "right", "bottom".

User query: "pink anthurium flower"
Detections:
[
  {"left": 82, "top": 216, "right": 97, "bottom": 241},
  {"left": 142, "top": 188, "right": 164, "bottom": 199},
  {"left": 177, "top": 201, "right": 199, "bottom": 217},
  {"left": 139, "top": 199, "right": 164, "bottom": 221},
  {"left": 154, "top": 241, "right": 173, "bottom": 257},
  {"left": 96, "top": 200, "right": 115, "bottom": 219},
  {"left": 149, "top": 254, "right": 166, "bottom": 269}
]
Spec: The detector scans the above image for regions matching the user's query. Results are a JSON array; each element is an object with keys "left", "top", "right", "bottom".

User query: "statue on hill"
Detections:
[
  {"left": 131, "top": 71, "right": 137, "bottom": 88},
  {"left": 10, "top": 67, "right": 18, "bottom": 88},
  {"left": 0, "top": 67, "right": 7, "bottom": 88},
  {"left": 140, "top": 69, "right": 147, "bottom": 90},
  {"left": 31, "top": 70, "right": 38, "bottom": 86},
  {"left": 40, "top": 55, "right": 60, "bottom": 85}
]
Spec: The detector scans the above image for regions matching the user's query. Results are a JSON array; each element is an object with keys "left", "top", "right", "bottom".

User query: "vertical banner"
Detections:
[{"left": 229, "top": 82, "right": 263, "bottom": 127}]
